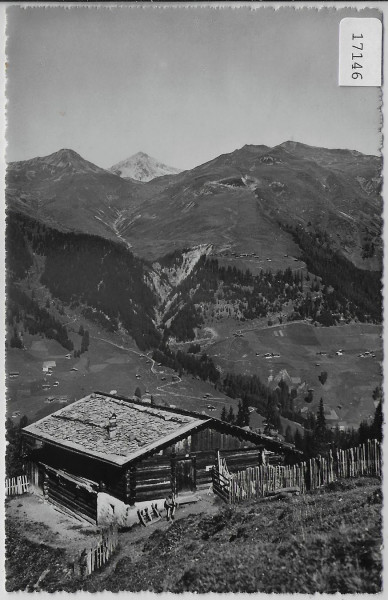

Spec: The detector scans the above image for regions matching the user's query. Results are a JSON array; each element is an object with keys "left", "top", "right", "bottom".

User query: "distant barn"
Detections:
[
  {"left": 22, "top": 392, "right": 300, "bottom": 525},
  {"left": 42, "top": 360, "right": 56, "bottom": 373}
]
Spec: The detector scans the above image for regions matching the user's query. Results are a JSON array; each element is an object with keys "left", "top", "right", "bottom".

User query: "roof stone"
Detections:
[{"left": 24, "top": 394, "right": 201, "bottom": 463}]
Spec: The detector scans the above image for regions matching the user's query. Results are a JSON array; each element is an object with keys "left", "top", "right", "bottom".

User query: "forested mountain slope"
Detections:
[{"left": 6, "top": 211, "right": 160, "bottom": 350}]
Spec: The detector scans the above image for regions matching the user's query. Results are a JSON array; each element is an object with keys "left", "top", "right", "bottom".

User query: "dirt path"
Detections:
[
  {"left": 92, "top": 336, "right": 182, "bottom": 395},
  {"left": 89, "top": 491, "right": 222, "bottom": 586},
  {"left": 6, "top": 489, "right": 222, "bottom": 585},
  {"left": 6, "top": 494, "right": 101, "bottom": 556},
  {"left": 90, "top": 490, "right": 224, "bottom": 581}
]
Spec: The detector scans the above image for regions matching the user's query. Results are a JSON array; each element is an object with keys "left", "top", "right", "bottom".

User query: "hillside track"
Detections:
[{"left": 91, "top": 336, "right": 225, "bottom": 406}]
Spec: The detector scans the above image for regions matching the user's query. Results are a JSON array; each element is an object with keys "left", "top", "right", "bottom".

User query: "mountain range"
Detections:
[{"left": 7, "top": 142, "right": 382, "bottom": 269}]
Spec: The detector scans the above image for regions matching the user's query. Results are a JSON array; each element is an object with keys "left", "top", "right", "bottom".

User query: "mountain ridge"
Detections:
[
  {"left": 6, "top": 147, "right": 144, "bottom": 244},
  {"left": 8, "top": 148, "right": 108, "bottom": 176},
  {"left": 6, "top": 142, "right": 382, "bottom": 270},
  {"left": 123, "top": 142, "right": 382, "bottom": 268}
]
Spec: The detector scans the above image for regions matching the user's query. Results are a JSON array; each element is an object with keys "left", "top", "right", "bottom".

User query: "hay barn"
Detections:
[{"left": 22, "top": 392, "right": 300, "bottom": 525}]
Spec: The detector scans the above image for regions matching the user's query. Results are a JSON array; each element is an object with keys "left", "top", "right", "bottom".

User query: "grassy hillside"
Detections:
[
  {"left": 205, "top": 321, "right": 382, "bottom": 429},
  {"left": 6, "top": 477, "right": 382, "bottom": 593},
  {"left": 6, "top": 326, "right": 237, "bottom": 425},
  {"left": 71, "top": 478, "right": 384, "bottom": 594}
]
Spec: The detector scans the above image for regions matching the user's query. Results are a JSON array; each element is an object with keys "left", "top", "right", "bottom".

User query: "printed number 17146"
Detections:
[{"left": 351, "top": 33, "right": 363, "bottom": 80}]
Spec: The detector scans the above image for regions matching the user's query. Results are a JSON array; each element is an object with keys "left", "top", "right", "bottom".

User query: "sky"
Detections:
[{"left": 6, "top": 5, "right": 382, "bottom": 170}]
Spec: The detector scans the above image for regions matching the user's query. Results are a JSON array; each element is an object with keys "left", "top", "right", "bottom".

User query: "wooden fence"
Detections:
[
  {"left": 5, "top": 475, "right": 29, "bottom": 497},
  {"left": 212, "top": 455, "right": 233, "bottom": 503},
  {"left": 75, "top": 525, "right": 119, "bottom": 577},
  {"left": 230, "top": 462, "right": 307, "bottom": 502},
  {"left": 308, "top": 440, "right": 381, "bottom": 489},
  {"left": 213, "top": 439, "right": 381, "bottom": 504}
]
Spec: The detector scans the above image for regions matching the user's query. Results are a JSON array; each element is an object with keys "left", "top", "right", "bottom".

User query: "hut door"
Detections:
[{"left": 175, "top": 457, "right": 195, "bottom": 493}]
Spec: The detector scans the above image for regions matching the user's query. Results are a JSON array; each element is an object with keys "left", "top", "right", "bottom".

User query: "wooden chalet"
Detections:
[{"left": 22, "top": 391, "right": 301, "bottom": 525}]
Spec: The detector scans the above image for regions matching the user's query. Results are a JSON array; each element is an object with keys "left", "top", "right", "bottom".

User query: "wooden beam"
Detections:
[
  {"left": 191, "top": 454, "right": 197, "bottom": 490},
  {"left": 170, "top": 452, "right": 177, "bottom": 496},
  {"left": 43, "top": 471, "right": 49, "bottom": 503},
  {"left": 124, "top": 465, "right": 137, "bottom": 506}
]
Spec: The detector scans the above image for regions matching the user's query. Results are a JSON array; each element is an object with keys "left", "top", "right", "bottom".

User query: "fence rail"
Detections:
[
  {"left": 75, "top": 525, "right": 119, "bottom": 577},
  {"left": 213, "top": 439, "right": 381, "bottom": 504},
  {"left": 5, "top": 475, "right": 29, "bottom": 497}
]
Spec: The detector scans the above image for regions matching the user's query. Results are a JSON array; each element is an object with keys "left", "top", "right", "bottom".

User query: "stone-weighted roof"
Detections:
[{"left": 23, "top": 393, "right": 208, "bottom": 466}]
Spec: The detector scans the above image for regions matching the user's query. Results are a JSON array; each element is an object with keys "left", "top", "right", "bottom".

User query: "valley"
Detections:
[
  {"left": 6, "top": 326, "right": 254, "bottom": 431},
  {"left": 6, "top": 141, "right": 383, "bottom": 443}
]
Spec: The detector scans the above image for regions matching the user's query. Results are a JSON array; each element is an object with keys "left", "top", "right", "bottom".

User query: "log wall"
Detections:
[
  {"left": 28, "top": 444, "right": 126, "bottom": 501},
  {"left": 131, "top": 445, "right": 265, "bottom": 501},
  {"left": 220, "top": 447, "right": 264, "bottom": 472},
  {"left": 134, "top": 455, "right": 172, "bottom": 502},
  {"left": 104, "top": 472, "right": 127, "bottom": 503},
  {"left": 46, "top": 470, "right": 98, "bottom": 524},
  {"left": 191, "top": 428, "right": 256, "bottom": 453}
]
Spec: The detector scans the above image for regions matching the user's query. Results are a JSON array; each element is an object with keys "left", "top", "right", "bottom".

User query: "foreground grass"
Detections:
[
  {"left": 79, "top": 478, "right": 382, "bottom": 593},
  {"left": 6, "top": 477, "right": 382, "bottom": 593}
]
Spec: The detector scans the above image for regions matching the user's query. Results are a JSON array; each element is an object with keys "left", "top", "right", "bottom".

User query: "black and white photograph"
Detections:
[{"left": 4, "top": 3, "right": 384, "bottom": 593}]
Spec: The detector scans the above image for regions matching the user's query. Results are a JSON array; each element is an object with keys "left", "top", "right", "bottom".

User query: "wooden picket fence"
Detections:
[
  {"left": 5, "top": 475, "right": 29, "bottom": 497},
  {"left": 75, "top": 525, "right": 119, "bottom": 577},
  {"left": 213, "top": 439, "right": 381, "bottom": 504},
  {"left": 309, "top": 439, "right": 381, "bottom": 488},
  {"left": 230, "top": 462, "right": 307, "bottom": 502}
]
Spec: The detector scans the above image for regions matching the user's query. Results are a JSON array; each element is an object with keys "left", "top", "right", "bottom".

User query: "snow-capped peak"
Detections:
[{"left": 109, "top": 152, "right": 182, "bottom": 182}]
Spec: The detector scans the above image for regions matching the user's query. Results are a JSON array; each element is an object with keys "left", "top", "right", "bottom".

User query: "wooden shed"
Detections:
[{"left": 22, "top": 391, "right": 300, "bottom": 524}]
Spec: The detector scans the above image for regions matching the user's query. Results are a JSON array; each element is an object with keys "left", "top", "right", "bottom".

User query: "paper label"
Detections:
[{"left": 339, "top": 18, "right": 382, "bottom": 87}]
